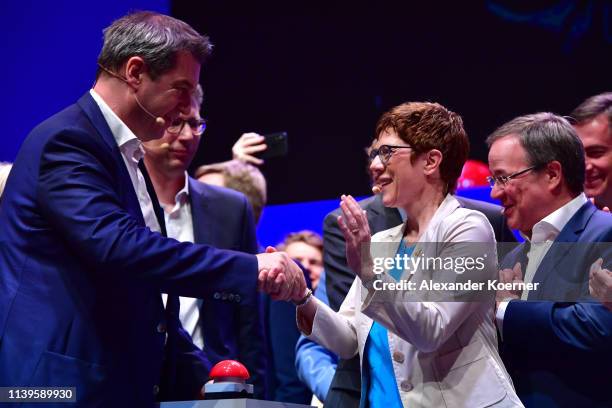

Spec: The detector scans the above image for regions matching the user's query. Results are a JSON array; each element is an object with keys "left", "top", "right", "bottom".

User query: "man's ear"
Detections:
[
  {"left": 123, "top": 56, "right": 147, "bottom": 88},
  {"left": 545, "top": 160, "right": 563, "bottom": 191},
  {"left": 423, "top": 149, "right": 443, "bottom": 175}
]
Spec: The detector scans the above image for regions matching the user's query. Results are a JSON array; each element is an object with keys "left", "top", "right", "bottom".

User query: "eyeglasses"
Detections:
[
  {"left": 368, "top": 144, "right": 413, "bottom": 165},
  {"left": 486, "top": 165, "right": 539, "bottom": 188},
  {"left": 167, "top": 118, "right": 207, "bottom": 136}
]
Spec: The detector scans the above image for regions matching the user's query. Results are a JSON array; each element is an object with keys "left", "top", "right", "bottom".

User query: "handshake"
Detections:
[{"left": 256, "top": 246, "right": 308, "bottom": 302}]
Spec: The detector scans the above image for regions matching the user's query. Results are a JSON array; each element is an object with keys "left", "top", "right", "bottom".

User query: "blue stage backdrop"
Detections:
[
  {"left": 0, "top": 0, "right": 168, "bottom": 162},
  {"left": 256, "top": 186, "right": 517, "bottom": 247}
]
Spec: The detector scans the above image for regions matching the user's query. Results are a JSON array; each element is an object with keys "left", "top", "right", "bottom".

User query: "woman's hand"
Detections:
[
  {"left": 338, "top": 194, "right": 374, "bottom": 281},
  {"left": 257, "top": 246, "right": 307, "bottom": 302}
]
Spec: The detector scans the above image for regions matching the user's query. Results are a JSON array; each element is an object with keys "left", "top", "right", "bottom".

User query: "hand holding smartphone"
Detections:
[{"left": 257, "top": 132, "right": 288, "bottom": 160}]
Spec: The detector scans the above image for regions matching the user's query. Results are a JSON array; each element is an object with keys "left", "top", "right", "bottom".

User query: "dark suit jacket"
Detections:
[
  {"left": 324, "top": 194, "right": 515, "bottom": 407},
  {"left": 263, "top": 266, "right": 313, "bottom": 404},
  {"left": 0, "top": 93, "right": 258, "bottom": 406},
  {"left": 265, "top": 297, "right": 313, "bottom": 404},
  {"left": 187, "top": 178, "right": 266, "bottom": 399},
  {"left": 499, "top": 201, "right": 612, "bottom": 407}
]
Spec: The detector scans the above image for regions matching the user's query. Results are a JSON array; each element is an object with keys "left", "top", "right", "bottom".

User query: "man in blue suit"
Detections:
[
  {"left": 0, "top": 11, "right": 305, "bottom": 406},
  {"left": 142, "top": 84, "right": 266, "bottom": 398},
  {"left": 487, "top": 112, "right": 612, "bottom": 407},
  {"left": 571, "top": 92, "right": 612, "bottom": 210}
]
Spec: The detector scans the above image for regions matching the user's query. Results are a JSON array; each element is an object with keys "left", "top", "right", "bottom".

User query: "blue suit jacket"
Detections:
[
  {"left": 500, "top": 201, "right": 612, "bottom": 407},
  {"left": 0, "top": 93, "right": 258, "bottom": 406},
  {"left": 187, "top": 178, "right": 266, "bottom": 398}
]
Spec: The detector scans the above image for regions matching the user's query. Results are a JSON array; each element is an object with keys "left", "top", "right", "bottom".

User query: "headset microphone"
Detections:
[
  {"left": 133, "top": 94, "right": 166, "bottom": 127},
  {"left": 98, "top": 63, "right": 166, "bottom": 127}
]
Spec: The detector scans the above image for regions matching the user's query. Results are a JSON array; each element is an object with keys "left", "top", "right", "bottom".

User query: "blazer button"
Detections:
[
  {"left": 153, "top": 384, "right": 160, "bottom": 395},
  {"left": 392, "top": 351, "right": 405, "bottom": 363},
  {"left": 213, "top": 292, "right": 221, "bottom": 300},
  {"left": 156, "top": 323, "right": 166, "bottom": 333},
  {"left": 400, "top": 380, "right": 413, "bottom": 392}
]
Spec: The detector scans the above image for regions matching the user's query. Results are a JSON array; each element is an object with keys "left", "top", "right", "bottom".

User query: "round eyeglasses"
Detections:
[
  {"left": 486, "top": 165, "right": 539, "bottom": 188},
  {"left": 368, "top": 144, "right": 413, "bottom": 165},
  {"left": 167, "top": 118, "right": 207, "bottom": 136}
]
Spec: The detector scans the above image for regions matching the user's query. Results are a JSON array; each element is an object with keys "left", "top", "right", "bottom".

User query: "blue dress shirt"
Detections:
[{"left": 361, "top": 241, "right": 413, "bottom": 407}]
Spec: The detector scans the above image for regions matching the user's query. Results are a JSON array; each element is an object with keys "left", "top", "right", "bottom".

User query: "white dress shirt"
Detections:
[
  {"left": 158, "top": 173, "right": 204, "bottom": 349},
  {"left": 89, "top": 89, "right": 161, "bottom": 233},
  {"left": 496, "top": 193, "right": 588, "bottom": 335}
]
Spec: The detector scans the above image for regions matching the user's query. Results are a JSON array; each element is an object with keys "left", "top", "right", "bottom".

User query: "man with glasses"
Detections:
[
  {"left": 0, "top": 11, "right": 305, "bottom": 405},
  {"left": 487, "top": 112, "right": 612, "bottom": 407},
  {"left": 142, "top": 84, "right": 266, "bottom": 398}
]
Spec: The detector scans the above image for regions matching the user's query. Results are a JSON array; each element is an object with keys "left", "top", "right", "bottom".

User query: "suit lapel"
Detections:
[
  {"left": 529, "top": 202, "right": 595, "bottom": 299},
  {"left": 76, "top": 92, "right": 145, "bottom": 226},
  {"left": 138, "top": 160, "right": 167, "bottom": 237},
  {"left": 77, "top": 92, "right": 121, "bottom": 153},
  {"left": 188, "top": 178, "right": 213, "bottom": 245}
]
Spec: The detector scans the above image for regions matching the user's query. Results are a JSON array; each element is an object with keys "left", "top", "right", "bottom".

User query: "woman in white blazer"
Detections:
[{"left": 295, "top": 102, "right": 522, "bottom": 408}]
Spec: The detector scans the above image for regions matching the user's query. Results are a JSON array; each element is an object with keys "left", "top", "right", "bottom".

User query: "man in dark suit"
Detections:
[
  {"left": 0, "top": 12, "right": 304, "bottom": 406},
  {"left": 571, "top": 92, "right": 612, "bottom": 210},
  {"left": 143, "top": 84, "right": 266, "bottom": 398},
  {"left": 488, "top": 112, "right": 612, "bottom": 407},
  {"left": 324, "top": 192, "right": 516, "bottom": 406}
]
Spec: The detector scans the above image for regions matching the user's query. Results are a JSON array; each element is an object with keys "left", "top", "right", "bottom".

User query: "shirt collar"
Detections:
[
  {"left": 89, "top": 89, "right": 144, "bottom": 162},
  {"left": 175, "top": 172, "right": 190, "bottom": 204},
  {"left": 165, "top": 172, "right": 191, "bottom": 214},
  {"left": 522, "top": 193, "right": 588, "bottom": 243}
]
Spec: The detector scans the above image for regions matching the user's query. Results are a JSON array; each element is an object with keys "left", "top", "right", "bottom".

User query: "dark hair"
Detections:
[
  {"left": 486, "top": 112, "right": 585, "bottom": 195},
  {"left": 375, "top": 102, "right": 469, "bottom": 194},
  {"left": 97, "top": 11, "right": 212, "bottom": 79},
  {"left": 570, "top": 92, "right": 612, "bottom": 128}
]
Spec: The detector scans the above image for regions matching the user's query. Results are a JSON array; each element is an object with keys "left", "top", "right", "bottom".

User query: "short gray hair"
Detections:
[
  {"left": 570, "top": 92, "right": 612, "bottom": 128},
  {"left": 486, "top": 112, "right": 585, "bottom": 195},
  {"left": 97, "top": 11, "right": 212, "bottom": 79}
]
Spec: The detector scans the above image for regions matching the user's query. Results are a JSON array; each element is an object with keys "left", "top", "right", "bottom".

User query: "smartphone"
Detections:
[{"left": 258, "top": 131, "right": 288, "bottom": 159}]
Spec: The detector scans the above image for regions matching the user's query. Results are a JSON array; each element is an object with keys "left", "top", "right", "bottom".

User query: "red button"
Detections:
[{"left": 209, "top": 360, "right": 250, "bottom": 380}]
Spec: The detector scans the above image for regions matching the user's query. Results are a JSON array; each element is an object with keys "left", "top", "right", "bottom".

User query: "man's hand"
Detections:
[
  {"left": 232, "top": 133, "right": 267, "bottom": 165},
  {"left": 496, "top": 262, "right": 522, "bottom": 308},
  {"left": 589, "top": 258, "right": 612, "bottom": 311},
  {"left": 256, "top": 246, "right": 306, "bottom": 301}
]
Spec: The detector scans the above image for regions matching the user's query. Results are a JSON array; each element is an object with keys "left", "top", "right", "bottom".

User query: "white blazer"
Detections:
[{"left": 304, "top": 195, "right": 523, "bottom": 407}]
